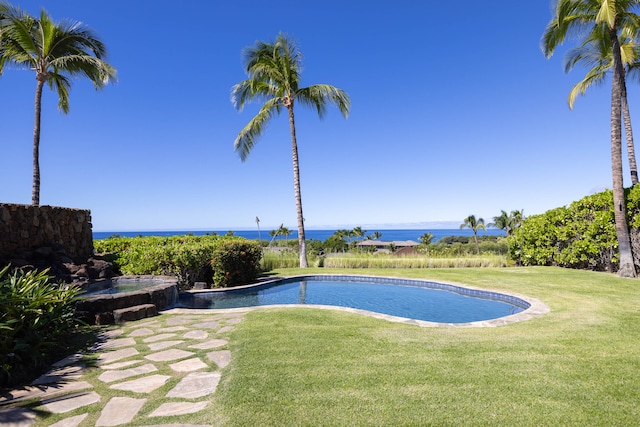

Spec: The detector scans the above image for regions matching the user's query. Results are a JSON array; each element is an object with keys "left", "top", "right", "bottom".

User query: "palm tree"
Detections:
[
  {"left": 542, "top": 0, "right": 638, "bottom": 277},
  {"left": 231, "top": 33, "right": 350, "bottom": 268},
  {"left": 419, "top": 232, "right": 434, "bottom": 246},
  {"left": 564, "top": 23, "right": 640, "bottom": 184},
  {"left": 489, "top": 210, "right": 511, "bottom": 236},
  {"left": 351, "top": 226, "right": 366, "bottom": 241},
  {"left": 372, "top": 231, "right": 383, "bottom": 241},
  {"left": 0, "top": 3, "right": 116, "bottom": 205},
  {"left": 489, "top": 209, "right": 523, "bottom": 236},
  {"left": 460, "top": 215, "right": 486, "bottom": 254}
]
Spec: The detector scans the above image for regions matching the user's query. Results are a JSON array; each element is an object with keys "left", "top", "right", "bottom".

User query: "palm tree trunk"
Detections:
[
  {"left": 621, "top": 90, "right": 638, "bottom": 185},
  {"left": 32, "top": 78, "right": 45, "bottom": 206},
  {"left": 287, "top": 105, "right": 308, "bottom": 268},
  {"left": 473, "top": 231, "right": 480, "bottom": 254},
  {"left": 610, "top": 28, "right": 636, "bottom": 277}
]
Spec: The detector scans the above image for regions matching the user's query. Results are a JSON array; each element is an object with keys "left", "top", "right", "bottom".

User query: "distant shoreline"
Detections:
[{"left": 93, "top": 228, "right": 505, "bottom": 242}]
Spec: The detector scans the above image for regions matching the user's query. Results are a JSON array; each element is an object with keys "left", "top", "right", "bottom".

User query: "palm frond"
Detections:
[
  {"left": 297, "top": 84, "right": 351, "bottom": 119},
  {"left": 233, "top": 98, "right": 281, "bottom": 161},
  {"left": 48, "top": 72, "right": 70, "bottom": 113},
  {"left": 568, "top": 66, "right": 608, "bottom": 109}
]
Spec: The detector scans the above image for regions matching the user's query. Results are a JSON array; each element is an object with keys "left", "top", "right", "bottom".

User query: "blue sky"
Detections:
[{"left": 0, "top": 1, "right": 630, "bottom": 232}]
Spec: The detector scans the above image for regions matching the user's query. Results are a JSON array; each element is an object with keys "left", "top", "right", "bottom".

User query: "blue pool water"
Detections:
[{"left": 179, "top": 276, "right": 529, "bottom": 324}]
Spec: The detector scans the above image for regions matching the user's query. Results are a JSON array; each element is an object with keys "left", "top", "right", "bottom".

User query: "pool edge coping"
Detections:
[{"left": 170, "top": 274, "right": 550, "bottom": 328}]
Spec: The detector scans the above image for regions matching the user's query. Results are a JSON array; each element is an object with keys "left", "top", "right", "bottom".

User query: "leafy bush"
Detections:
[
  {"left": 211, "top": 240, "right": 263, "bottom": 287},
  {"left": 0, "top": 266, "right": 83, "bottom": 387},
  {"left": 507, "top": 189, "right": 632, "bottom": 271},
  {"left": 94, "top": 235, "right": 223, "bottom": 287}
]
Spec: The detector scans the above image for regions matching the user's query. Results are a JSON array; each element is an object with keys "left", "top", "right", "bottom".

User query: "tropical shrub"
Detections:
[
  {"left": 94, "top": 235, "right": 223, "bottom": 287},
  {"left": 0, "top": 266, "right": 83, "bottom": 387},
  {"left": 507, "top": 188, "right": 640, "bottom": 271},
  {"left": 211, "top": 240, "right": 262, "bottom": 287}
]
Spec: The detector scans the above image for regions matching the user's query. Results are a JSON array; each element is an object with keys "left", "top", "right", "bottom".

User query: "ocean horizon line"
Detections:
[{"left": 93, "top": 228, "right": 506, "bottom": 242}]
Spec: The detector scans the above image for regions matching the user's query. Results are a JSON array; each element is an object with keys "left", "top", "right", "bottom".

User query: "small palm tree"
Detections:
[
  {"left": 372, "top": 231, "right": 383, "bottom": 241},
  {"left": 351, "top": 226, "right": 366, "bottom": 241},
  {"left": 460, "top": 215, "right": 486, "bottom": 254},
  {"left": 0, "top": 3, "right": 116, "bottom": 205},
  {"left": 489, "top": 210, "right": 511, "bottom": 236},
  {"left": 419, "top": 232, "right": 434, "bottom": 246},
  {"left": 231, "top": 33, "right": 350, "bottom": 268}
]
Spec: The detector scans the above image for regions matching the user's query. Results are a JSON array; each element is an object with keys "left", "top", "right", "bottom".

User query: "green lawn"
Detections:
[{"left": 210, "top": 267, "right": 640, "bottom": 426}]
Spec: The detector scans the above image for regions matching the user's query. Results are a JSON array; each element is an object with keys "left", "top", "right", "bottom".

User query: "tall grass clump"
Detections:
[
  {"left": 262, "top": 250, "right": 308, "bottom": 270},
  {"left": 0, "top": 266, "right": 84, "bottom": 387},
  {"left": 322, "top": 253, "right": 507, "bottom": 268}
]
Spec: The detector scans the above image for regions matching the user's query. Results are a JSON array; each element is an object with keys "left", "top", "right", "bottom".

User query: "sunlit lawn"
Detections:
[{"left": 208, "top": 267, "right": 640, "bottom": 426}]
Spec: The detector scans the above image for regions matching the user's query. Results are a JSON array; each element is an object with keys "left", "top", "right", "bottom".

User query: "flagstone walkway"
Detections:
[{"left": 0, "top": 312, "right": 244, "bottom": 427}]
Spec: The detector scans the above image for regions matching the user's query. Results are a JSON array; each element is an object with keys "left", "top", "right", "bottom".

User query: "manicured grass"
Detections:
[{"left": 212, "top": 267, "right": 640, "bottom": 426}]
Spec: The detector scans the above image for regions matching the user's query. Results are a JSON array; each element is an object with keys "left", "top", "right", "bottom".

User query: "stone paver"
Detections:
[
  {"left": 0, "top": 406, "right": 36, "bottom": 427},
  {"left": 32, "top": 364, "right": 84, "bottom": 385},
  {"left": 166, "top": 372, "right": 221, "bottom": 399},
  {"left": 225, "top": 317, "right": 243, "bottom": 324},
  {"left": 128, "top": 327, "right": 155, "bottom": 337},
  {"left": 165, "top": 317, "right": 192, "bottom": 325},
  {"left": 97, "top": 347, "right": 139, "bottom": 364},
  {"left": 207, "top": 350, "right": 231, "bottom": 368},
  {"left": 99, "top": 359, "right": 143, "bottom": 370},
  {"left": 191, "top": 321, "right": 218, "bottom": 329},
  {"left": 163, "top": 326, "right": 188, "bottom": 332},
  {"left": 183, "top": 330, "right": 208, "bottom": 339},
  {"left": 98, "top": 363, "right": 157, "bottom": 383},
  {"left": 110, "top": 374, "right": 170, "bottom": 393},
  {"left": 169, "top": 357, "right": 208, "bottom": 372},
  {"left": 217, "top": 326, "right": 234, "bottom": 334},
  {"left": 143, "top": 333, "right": 177, "bottom": 343},
  {"left": 41, "top": 391, "right": 101, "bottom": 414},
  {"left": 149, "top": 401, "right": 208, "bottom": 417},
  {"left": 96, "top": 396, "right": 147, "bottom": 426},
  {"left": 51, "top": 353, "right": 84, "bottom": 367},
  {"left": 99, "top": 329, "right": 124, "bottom": 339},
  {"left": 2, "top": 312, "right": 245, "bottom": 426},
  {"left": 188, "top": 339, "right": 227, "bottom": 350},
  {"left": 93, "top": 337, "right": 136, "bottom": 350},
  {"left": 148, "top": 340, "right": 184, "bottom": 351},
  {"left": 48, "top": 413, "right": 88, "bottom": 427},
  {"left": 145, "top": 349, "right": 194, "bottom": 362}
]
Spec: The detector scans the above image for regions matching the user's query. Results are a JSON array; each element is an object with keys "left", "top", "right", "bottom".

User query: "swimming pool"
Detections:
[{"left": 179, "top": 275, "right": 535, "bottom": 324}]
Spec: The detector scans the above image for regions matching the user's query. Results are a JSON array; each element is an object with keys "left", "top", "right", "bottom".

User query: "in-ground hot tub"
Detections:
[{"left": 75, "top": 276, "right": 179, "bottom": 325}]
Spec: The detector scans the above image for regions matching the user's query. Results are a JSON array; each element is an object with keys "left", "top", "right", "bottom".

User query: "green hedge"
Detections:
[
  {"left": 508, "top": 187, "right": 640, "bottom": 271},
  {"left": 94, "top": 235, "right": 262, "bottom": 288},
  {"left": 211, "top": 240, "right": 263, "bottom": 287},
  {"left": 0, "top": 266, "right": 83, "bottom": 387}
]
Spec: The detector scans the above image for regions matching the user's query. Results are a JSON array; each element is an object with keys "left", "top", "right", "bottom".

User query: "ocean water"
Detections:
[{"left": 93, "top": 228, "right": 505, "bottom": 243}]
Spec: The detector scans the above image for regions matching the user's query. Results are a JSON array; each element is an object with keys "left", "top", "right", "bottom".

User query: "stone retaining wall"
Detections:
[{"left": 0, "top": 203, "right": 93, "bottom": 261}]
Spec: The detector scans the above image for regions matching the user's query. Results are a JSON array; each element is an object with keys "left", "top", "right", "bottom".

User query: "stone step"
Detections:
[{"left": 113, "top": 304, "right": 157, "bottom": 323}]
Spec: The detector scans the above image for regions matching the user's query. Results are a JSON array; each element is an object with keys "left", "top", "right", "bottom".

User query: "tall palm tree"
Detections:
[
  {"left": 460, "top": 215, "right": 486, "bottom": 254},
  {"left": 564, "top": 23, "right": 640, "bottom": 184},
  {"left": 0, "top": 3, "right": 116, "bottom": 205},
  {"left": 231, "top": 33, "right": 350, "bottom": 268},
  {"left": 542, "top": 0, "right": 639, "bottom": 277}
]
